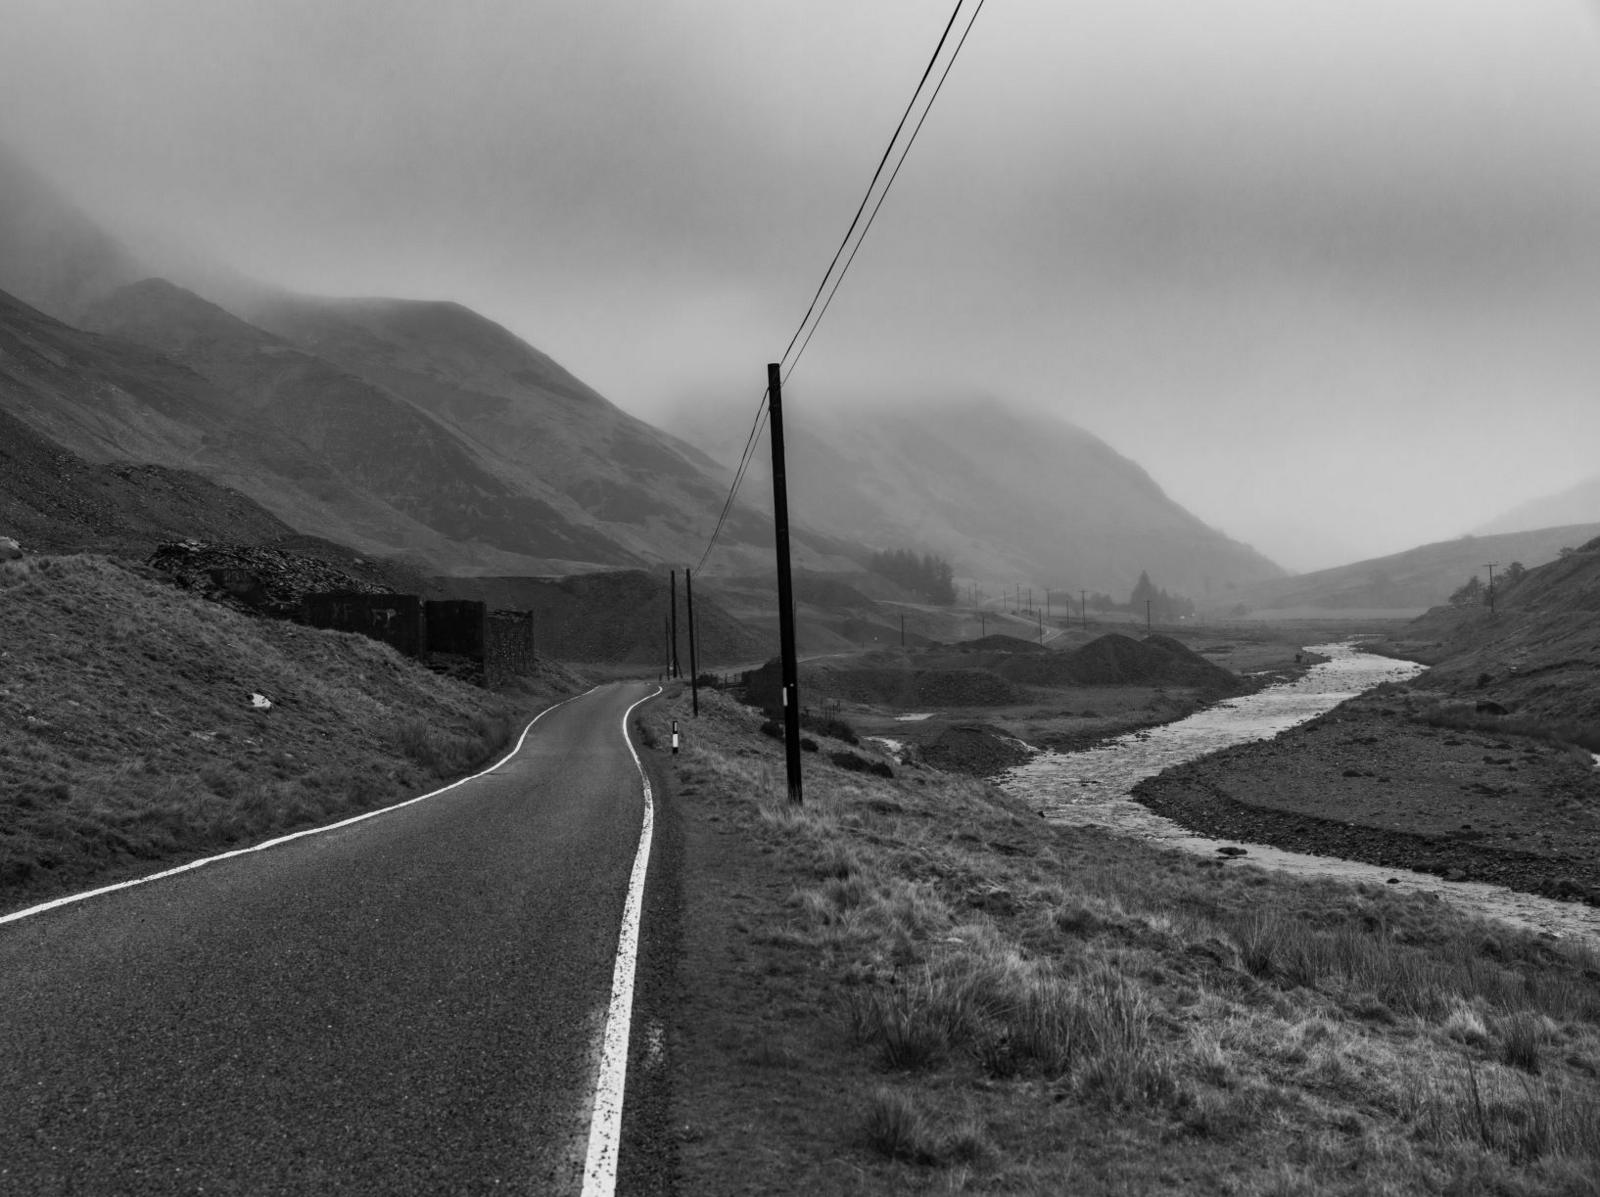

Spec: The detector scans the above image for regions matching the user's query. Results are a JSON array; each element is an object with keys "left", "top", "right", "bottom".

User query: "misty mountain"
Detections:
[
  {"left": 675, "top": 397, "right": 1282, "bottom": 599},
  {"left": 79, "top": 278, "right": 643, "bottom": 571},
  {"left": 230, "top": 290, "right": 853, "bottom": 572},
  {"left": 1472, "top": 472, "right": 1600, "bottom": 537},
  {"left": 0, "top": 144, "right": 145, "bottom": 323},
  {"left": 1228, "top": 523, "right": 1600, "bottom": 615}
]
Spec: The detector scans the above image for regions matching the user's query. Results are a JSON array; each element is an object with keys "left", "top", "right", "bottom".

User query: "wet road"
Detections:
[{"left": 0, "top": 682, "right": 657, "bottom": 1195}]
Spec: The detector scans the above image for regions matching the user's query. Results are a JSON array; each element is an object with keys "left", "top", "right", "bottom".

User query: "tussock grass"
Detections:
[
  {"left": 1412, "top": 699, "right": 1600, "bottom": 754},
  {"left": 0, "top": 555, "right": 565, "bottom": 907},
  {"left": 656, "top": 686, "right": 1600, "bottom": 1194}
]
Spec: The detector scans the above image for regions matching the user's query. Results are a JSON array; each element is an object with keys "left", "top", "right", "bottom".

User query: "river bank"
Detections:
[
  {"left": 642, "top": 685, "right": 1600, "bottom": 1194},
  {"left": 1134, "top": 688, "right": 1600, "bottom": 907}
]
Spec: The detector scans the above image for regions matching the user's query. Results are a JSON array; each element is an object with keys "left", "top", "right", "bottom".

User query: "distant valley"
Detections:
[{"left": 3, "top": 142, "right": 1290, "bottom": 606}]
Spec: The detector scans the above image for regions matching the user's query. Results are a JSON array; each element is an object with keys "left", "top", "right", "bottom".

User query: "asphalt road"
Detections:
[{"left": 0, "top": 681, "right": 659, "bottom": 1195}]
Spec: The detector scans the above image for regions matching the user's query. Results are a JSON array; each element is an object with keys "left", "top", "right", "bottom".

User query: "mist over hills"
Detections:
[
  {"left": 1227, "top": 523, "right": 1600, "bottom": 616},
  {"left": 0, "top": 144, "right": 145, "bottom": 323},
  {"left": 4, "top": 143, "right": 1284, "bottom": 597},
  {"left": 673, "top": 397, "right": 1282, "bottom": 599},
  {"left": 1473, "top": 472, "right": 1600, "bottom": 538}
]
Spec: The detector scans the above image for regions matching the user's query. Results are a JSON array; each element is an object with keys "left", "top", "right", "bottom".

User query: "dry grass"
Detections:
[
  {"left": 0, "top": 555, "right": 570, "bottom": 908},
  {"left": 657, "top": 686, "right": 1600, "bottom": 1195}
]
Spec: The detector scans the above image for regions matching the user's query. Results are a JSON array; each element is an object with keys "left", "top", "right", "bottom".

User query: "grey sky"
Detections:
[{"left": 4, "top": 0, "right": 1599, "bottom": 570}]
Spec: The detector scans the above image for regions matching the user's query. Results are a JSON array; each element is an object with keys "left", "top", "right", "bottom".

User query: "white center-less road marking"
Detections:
[
  {"left": 579, "top": 686, "right": 663, "bottom": 1197},
  {"left": 0, "top": 688, "right": 597, "bottom": 927}
]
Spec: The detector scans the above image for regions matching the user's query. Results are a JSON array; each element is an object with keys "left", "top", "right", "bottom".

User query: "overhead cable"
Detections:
[
  {"left": 785, "top": 0, "right": 987, "bottom": 381},
  {"left": 778, "top": 0, "right": 967, "bottom": 372},
  {"left": 695, "top": 0, "right": 983, "bottom": 572}
]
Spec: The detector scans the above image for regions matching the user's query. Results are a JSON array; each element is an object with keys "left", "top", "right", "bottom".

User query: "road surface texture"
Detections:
[{"left": 0, "top": 681, "right": 662, "bottom": 1195}]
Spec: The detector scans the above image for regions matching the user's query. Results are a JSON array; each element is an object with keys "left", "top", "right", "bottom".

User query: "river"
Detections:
[{"left": 997, "top": 642, "right": 1600, "bottom": 944}]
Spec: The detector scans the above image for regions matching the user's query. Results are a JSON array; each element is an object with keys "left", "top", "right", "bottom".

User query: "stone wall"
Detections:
[
  {"left": 424, "top": 599, "right": 486, "bottom": 657},
  {"left": 485, "top": 610, "right": 535, "bottom": 687},
  {"left": 300, "top": 592, "right": 424, "bottom": 658}
]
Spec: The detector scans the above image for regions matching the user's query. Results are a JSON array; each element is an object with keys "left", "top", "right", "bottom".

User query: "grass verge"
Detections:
[
  {"left": 649, "top": 687, "right": 1600, "bottom": 1195},
  {"left": 0, "top": 555, "right": 579, "bottom": 909}
]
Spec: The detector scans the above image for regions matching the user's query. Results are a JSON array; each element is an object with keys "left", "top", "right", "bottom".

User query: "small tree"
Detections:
[{"left": 1449, "top": 575, "right": 1484, "bottom": 607}]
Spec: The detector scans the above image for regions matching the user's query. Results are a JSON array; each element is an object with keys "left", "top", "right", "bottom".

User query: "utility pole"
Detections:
[
  {"left": 1037, "top": 608, "right": 1043, "bottom": 643},
  {"left": 767, "top": 363, "right": 803, "bottom": 805},
  {"left": 900, "top": 613, "right": 906, "bottom": 647},
  {"left": 669, "top": 568, "right": 680, "bottom": 679},
  {"left": 1484, "top": 562, "right": 1498, "bottom": 616},
  {"left": 980, "top": 612, "right": 986, "bottom": 637},
  {"left": 686, "top": 567, "right": 700, "bottom": 716},
  {"left": 664, "top": 616, "right": 671, "bottom": 679}
]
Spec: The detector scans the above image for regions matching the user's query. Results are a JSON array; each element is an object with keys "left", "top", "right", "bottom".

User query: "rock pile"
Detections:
[{"left": 147, "top": 540, "right": 382, "bottom": 618}]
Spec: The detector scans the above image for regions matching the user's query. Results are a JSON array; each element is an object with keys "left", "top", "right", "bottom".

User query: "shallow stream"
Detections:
[{"left": 998, "top": 643, "right": 1600, "bottom": 944}]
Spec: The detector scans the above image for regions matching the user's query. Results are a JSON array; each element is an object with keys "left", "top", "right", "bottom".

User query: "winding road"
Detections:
[{"left": 0, "top": 682, "right": 660, "bottom": 1195}]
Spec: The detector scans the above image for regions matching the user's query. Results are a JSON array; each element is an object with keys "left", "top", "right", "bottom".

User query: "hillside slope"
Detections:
[
  {"left": 1230, "top": 523, "right": 1600, "bottom": 615},
  {"left": 0, "top": 405, "right": 295, "bottom": 555},
  {"left": 81, "top": 279, "right": 637, "bottom": 570},
  {"left": 0, "top": 554, "right": 577, "bottom": 909},
  {"left": 236, "top": 291, "right": 857, "bottom": 574},
  {"left": 1396, "top": 534, "right": 1600, "bottom": 727},
  {"left": 676, "top": 397, "right": 1282, "bottom": 600},
  {"left": 1475, "top": 472, "right": 1600, "bottom": 536}
]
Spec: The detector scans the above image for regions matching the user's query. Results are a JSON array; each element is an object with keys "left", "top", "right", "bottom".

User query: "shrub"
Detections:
[{"left": 829, "top": 750, "right": 893, "bottom": 778}]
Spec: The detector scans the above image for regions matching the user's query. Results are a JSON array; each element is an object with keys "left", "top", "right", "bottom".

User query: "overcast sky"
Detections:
[{"left": 4, "top": 0, "right": 1600, "bottom": 571}]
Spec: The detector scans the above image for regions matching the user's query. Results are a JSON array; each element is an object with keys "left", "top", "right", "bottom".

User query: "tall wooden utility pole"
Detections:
[
  {"left": 767, "top": 363, "right": 803, "bottom": 805},
  {"left": 1484, "top": 563, "right": 1498, "bottom": 616},
  {"left": 686, "top": 567, "right": 700, "bottom": 716},
  {"left": 669, "top": 569, "right": 680, "bottom": 678}
]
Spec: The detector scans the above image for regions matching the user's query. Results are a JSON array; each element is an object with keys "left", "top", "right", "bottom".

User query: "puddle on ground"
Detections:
[
  {"left": 894, "top": 713, "right": 935, "bottom": 722},
  {"left": 999, "top": 643, "right": 1600, "bottom": 944}
]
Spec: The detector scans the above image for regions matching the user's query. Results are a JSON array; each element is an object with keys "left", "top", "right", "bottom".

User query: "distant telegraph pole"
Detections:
[
  {"left": 686, "top": 567, "right": 700, "bottom": 716},
  {"left": 1484, "top": 562, "right": 1498, "bottom": 616},
  {"left": 669, "top": 568, "right": 681, "bottom": 678},
  {"left": 768, "top": 363, "right": 803, "bottom": 805}
]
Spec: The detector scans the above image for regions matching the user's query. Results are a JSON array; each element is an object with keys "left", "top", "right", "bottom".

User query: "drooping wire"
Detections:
[
  {"left": 785, "top": 0, "right": 987, "bottom": 382},
  {"left": 694, "top": 0, "right": 982, "bottom": 574},
  {"left": 777, "top": 1, "right": 966, "bottom": 372},
  {"left": 694, "top": 393, "right": 770, "bottom": 574}
]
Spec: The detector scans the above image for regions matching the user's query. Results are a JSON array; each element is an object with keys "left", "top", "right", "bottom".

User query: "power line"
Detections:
[
  {"left": 778, "top": 1, "right": 968, "bottom": 371},
  {"left": 785, "top": 0, "right": 987, "bottom": 381},
  {"left": 694, "top": 394, "right": 769, "bottom": 573},
  {"left": 694, "top": 0, "right": 983, "bottom": 573}
]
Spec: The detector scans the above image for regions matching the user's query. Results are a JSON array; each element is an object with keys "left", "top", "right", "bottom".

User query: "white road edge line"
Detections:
[
  {"left": 580, "top": 684, "right": 664, "bottom": 1197},
  {"left": 0, "top": 685, "right": 601, "bottom": 928}
]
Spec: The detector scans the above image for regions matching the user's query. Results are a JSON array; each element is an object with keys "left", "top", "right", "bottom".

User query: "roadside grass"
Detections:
[
  {"left": 654, "top": 687, "right": 1600, "bottom": 1194},
  {"left": 0, "top": 555, "right": 574, "bottom": 908}
]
